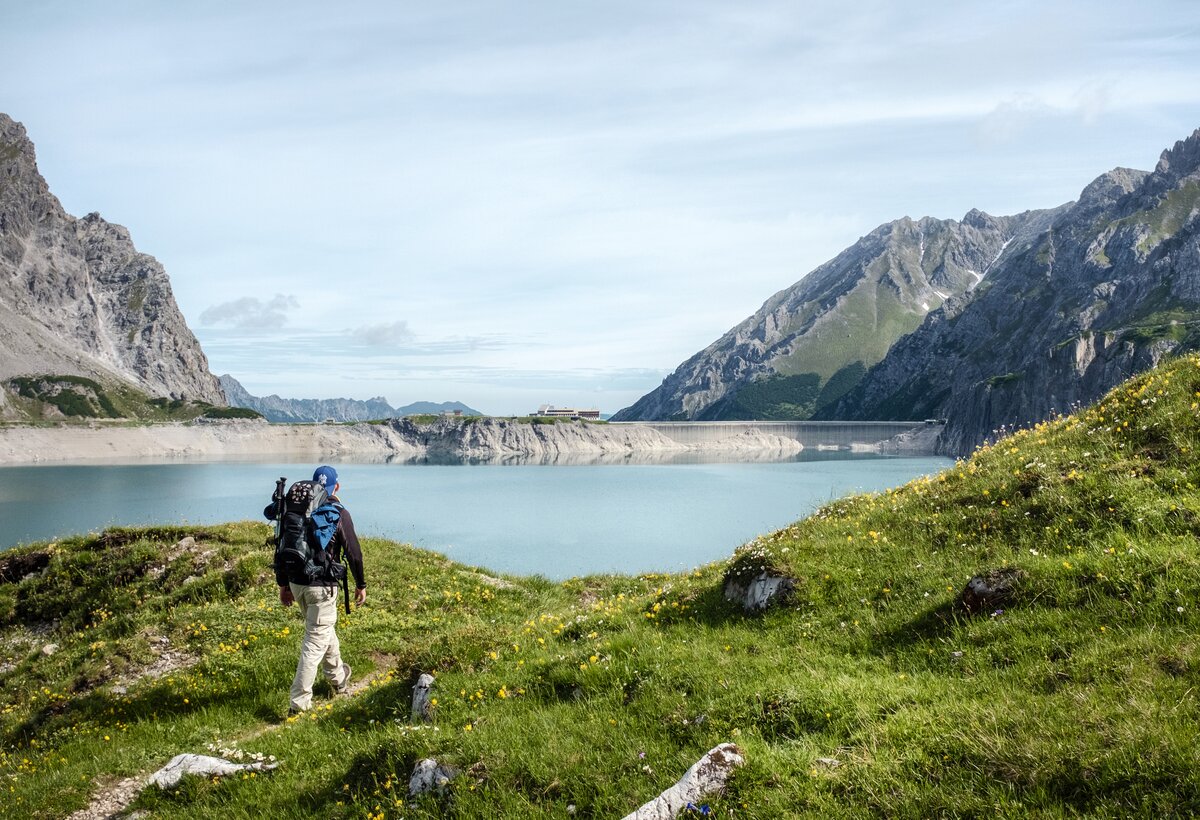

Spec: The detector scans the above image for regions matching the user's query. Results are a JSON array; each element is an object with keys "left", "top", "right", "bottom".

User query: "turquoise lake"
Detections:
[{"left": 0, "top": 454, "right": 952, "bottom": 579}]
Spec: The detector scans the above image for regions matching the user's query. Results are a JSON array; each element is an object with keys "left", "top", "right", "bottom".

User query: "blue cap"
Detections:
[{"left": 313, "top": 465, "right": 339, "bottom": 494}]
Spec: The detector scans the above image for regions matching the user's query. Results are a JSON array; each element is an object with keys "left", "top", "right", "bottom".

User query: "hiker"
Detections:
[{"left": 265, "top": 465, "right": 367, "bottom": 713}]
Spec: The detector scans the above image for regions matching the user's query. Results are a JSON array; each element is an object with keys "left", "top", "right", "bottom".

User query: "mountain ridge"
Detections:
[
  {"left": 821, "top": 127, "right": 1200, "bottom": 454},
  {"left": 616, "top": 126, "right": 1200, "bottom": 457},
  {"left": 219, "top": 374, "right": 482, "bottom": 422},
  {"left": 612, "top": 205, "right": 1064, "bottom": 422},
  {"left": 0, "top": 113, "right": 224, "bottom": 418}
]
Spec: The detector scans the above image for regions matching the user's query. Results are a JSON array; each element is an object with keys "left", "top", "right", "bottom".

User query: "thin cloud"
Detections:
[
  {"left": 1073, "top": 81, "right": 1112, "bottom": 125},
  {"left": 410, "top": 335, "right": 535, "bottom": 355},
  {"left": 974, "top": 94, "right": 1051, "bottom": 147},
  {"left": 199, "top": 294, "right": 298, "bottom": 329},
  {"left": 352, "top": 320, "right": 415, "bottom": 347},
  {"left": 974, "top": 81, "right": 1119, "bottom": 147}
]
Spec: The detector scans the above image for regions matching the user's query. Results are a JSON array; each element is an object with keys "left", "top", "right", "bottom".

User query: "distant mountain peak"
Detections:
[
  {"left": 1076, "top": 167, "right": 1146, "bottom": 212},
  {"left": 1154, "top": 127, "right": 1200, "bottom": 180},
  {"left": 962, "top": 208, "right": 1000, "bottom": 230}
]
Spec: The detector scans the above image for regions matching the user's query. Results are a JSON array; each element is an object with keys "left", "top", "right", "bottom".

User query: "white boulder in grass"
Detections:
[
  {"left": 408, "top": 758, "right": 459, "bottom": 797},
  {"left": 621, "top": 743, "right": 745, "bottom": 820},
  {"left": 147, "top": 754, "right": 279, "bottom": 789}
]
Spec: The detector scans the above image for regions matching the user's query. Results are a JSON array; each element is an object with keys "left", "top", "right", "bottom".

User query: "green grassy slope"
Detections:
[
  {"left": 4, "top": 356, "right": 1200, "bottom": 817},
  {"left": 3, "top": 374, "right": 257, "bottom": 423},
  {"left": 714, "top": 278, "right": 931, "bottom": 421}
]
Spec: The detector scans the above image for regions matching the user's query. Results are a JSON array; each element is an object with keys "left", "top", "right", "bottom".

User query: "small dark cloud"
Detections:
[
  {"left": 200, "top": 294, "right": 298, "bottom": 329},
  {"left": 352, "top": 320, "right": 416, "bottom": 347}
]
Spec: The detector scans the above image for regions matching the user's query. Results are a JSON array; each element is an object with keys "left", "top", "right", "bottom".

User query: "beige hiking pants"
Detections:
[{"left": 288, "top": 582, "right": 348, "bottom": 711}]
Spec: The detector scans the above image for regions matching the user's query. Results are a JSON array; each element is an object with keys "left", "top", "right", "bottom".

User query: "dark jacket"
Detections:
[{"left": 265, "top": 495, "right": 366, "bottom": 590}]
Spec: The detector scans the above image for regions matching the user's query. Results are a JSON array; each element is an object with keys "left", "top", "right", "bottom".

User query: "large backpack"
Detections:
[{"left": 273, "top": 479, "right": 348, "bottom": 585}]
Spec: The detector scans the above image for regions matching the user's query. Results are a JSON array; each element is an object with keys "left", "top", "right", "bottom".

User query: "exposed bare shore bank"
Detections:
[
  {"left": 0, "top": 418, "right": 422, "bottom": 464},
  {"left": 0, "top": 418, "right": 801, "bottom": 466},
  {"left": 0, "top": 416, "right": 938, "bottom": 466}
]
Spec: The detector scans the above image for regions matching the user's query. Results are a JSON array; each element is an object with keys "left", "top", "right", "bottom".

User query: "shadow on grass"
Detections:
[
  {"left": 878, "top": 601, "right": 966, "bottom": 648},
  {"left": 639, "top": 583, "right": 750, "bottom": 629},
  {"left": 2, "top": 652, "right": 294, "bottom": 746},
  {"left": 329, "top": 672, "right": 426, "bottom": 730}
]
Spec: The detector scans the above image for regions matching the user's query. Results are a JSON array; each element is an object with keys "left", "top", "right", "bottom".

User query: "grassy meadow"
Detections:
[{"left": 4, "top": 356, "right": 1200, "bottom": 817}]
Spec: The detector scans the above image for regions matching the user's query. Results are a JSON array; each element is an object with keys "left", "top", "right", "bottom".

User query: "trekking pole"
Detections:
[{"left": 272, "top": 477, "right": 287, "bottom": 541}]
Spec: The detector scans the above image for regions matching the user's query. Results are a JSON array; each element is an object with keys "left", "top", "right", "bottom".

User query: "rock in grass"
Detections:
[
  {"left": 408, "top": 758, "right": 459, "bottom": 797},
  {"left": 412, "top": 672, "right": 436, "bottom": 722},
  {"left": 147, "top": 754, "right": 278, "bottom": 789},
  {"left": 621, "top": 743, "right": 745, "bottom": 820},
  {"left": 960, "top": 567, "right": 1026, "bottom": 615},
  {"left": 723, "top": 572, "right": 795, "bottom": 613}
]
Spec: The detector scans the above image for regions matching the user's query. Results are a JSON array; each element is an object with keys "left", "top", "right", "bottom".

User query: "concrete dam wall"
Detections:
[{"left": 611, "top": 420, "right": 940, "bottom": 450}]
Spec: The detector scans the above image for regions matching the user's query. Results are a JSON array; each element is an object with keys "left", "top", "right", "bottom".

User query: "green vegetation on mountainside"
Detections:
[
  {"left": 722, "top": 279, "right": 934, "bottom": 421},
  {"left": 705, "top": 373, "right": 822, "bottom": 420},
  {"left": 3, "top": 375, "right": 259, "bottom": 423},
  {"left": 1131, "top": 180, "right": 1200, "bottom": 254},
  {"left": 5, "top": 357, "right": 1200, "bottom": 817},
  {"left": 774, "top": 275, "right": 932, "bottom": 384},
  {"left": 710, "top": 363, "right": 870, "bottom": 421}
]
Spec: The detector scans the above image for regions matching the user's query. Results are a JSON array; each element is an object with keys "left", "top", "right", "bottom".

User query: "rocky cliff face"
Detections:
[
  {"left": 612, "top": 207, "right": 1062, "bottom": 421},
  {"left": 823, "top": 128, "right": 1200, "bottom": 455},
  {"left": 219, "top": 374, "right": 481, "bottom": 423},
  {"left": 0, "top": 113, "right": 224, "bottom": 413}
]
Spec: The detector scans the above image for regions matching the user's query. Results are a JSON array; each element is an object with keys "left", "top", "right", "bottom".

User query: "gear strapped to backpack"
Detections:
[{"left": 272, "top": 478, "right": 348, "bottom": 587}]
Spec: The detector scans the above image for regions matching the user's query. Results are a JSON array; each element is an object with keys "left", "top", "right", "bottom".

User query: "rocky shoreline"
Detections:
[{"left": 0, "top": 416, "right": 943, "bottom": 466}]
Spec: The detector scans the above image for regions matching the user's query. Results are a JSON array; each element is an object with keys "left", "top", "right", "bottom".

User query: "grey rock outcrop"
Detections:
[
  {"left": 411, "top": 672, "right": 436, "bottom": 723},
  {"left": 722, "top": 572, "right": 795, "bottom": 613},
  {"left": 0, "top": 113, "right": 224, "bottom": 412},
  {"left": 613, "top": 207, "right": 1061, "bottom": 422},
  {"left": 824, "top": 128, "right": 1200, "bottom": 455}
]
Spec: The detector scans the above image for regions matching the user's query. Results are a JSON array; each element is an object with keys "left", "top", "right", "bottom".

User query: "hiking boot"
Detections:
[
  {"left": 334, "top": 663, "right": 352, "bottom": 695},
  {"left": 286, "top": 707, "right": 304, "bottom": 718}
]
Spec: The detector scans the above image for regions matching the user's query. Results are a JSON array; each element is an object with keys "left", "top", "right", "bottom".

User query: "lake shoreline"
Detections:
[
  {"left": 0, "top": 416, "right": 941, "bottom": 466},
  {"left": 1, "top": 455, "right": 955, "bottom": 571}
]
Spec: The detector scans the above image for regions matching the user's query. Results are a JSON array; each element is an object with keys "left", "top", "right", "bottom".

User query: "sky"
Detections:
[{"left": 3, "top": 1, "right": 1200, "bottom": 416}]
